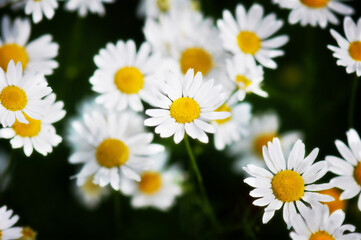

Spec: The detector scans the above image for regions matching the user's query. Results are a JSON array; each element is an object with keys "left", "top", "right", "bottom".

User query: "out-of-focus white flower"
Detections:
[
  {"left": 65, "top": 0, "right": 114, "bottom": 17},
  {"left": 0, "top": 205, "right": 22, "bottom": 240}
]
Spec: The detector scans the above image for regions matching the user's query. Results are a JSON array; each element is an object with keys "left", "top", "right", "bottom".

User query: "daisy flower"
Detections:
[
  {"left": 120, "top": 152, "right": 184, "bottom": 210},
  {"left": 68, "top": 110, "right": 164, "bottom": 190},
  {"left": 326, "top": 128, "right": 361, "bottom": 211},
  {"left": 137, "top": 0, "right": 199, "bottom": 19},
  {"left": 0, "top": 93, "right": 65, "bottom": 156},
  {"left": 319, "top": 188, "right": 347, "bottom": 214},
  {"left": 328, "top": 17, "right": 361, "bottom": 76},
  {"left": 18, "top": 227, "right": 37, "bottom": 240},
  {"left": 217, "top": 3, "right": 289, "bottom": 69},
  {"left": 90, "top": 40, "right": 160, "bottom": 112},
  {"left": 144, "top": 69, "right": 230, "bottom": 144},
  {"left": 243, "top": 138, "right": 333, "bottom": 227},
  {"left": 65, "top": 0, "right": 114, "bottom": 17},
  {"left": 0, "top": 205, "right": 22, "bottom": 240},
  {"left": 275, "top": 0, "right": 354, "bottom": 29},
  {"left": 290, "top": 204, "right": 361, "bottom": 240},
  {"left": 0, "top": 16, "right": 59, "bottom": 75},
  {"left": 17, "top": 0, "right": 58, "bottom": 24},
  {"left": 0, "top": 60, "right": 52, "bottom": 127}
]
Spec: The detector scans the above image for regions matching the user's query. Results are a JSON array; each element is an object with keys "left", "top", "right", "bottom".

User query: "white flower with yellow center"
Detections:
[
  {"left": 137, "top": 0, "right": 199, "bottom": 19},
  {"left": 290, "top": 204, "right": 361, "bottom": 240},
  {"left": 65, "top": 0, "right": 114, "bottom": 17},
  {"left": 0, "top": 61, "right": 52, "bottom": 128},
  {"left": 0, "top": 16, "right": 58, "bottom": 75},
  {"left": 0, "top": 206, "right": 22, "bottom": 240},
  {"left": 68, "top": 110, "right": 164, "bottom": 190},
  {"left": 0, "top": 93, "right": 65, "bottom": 156},
  {"left": 120, "top": 152, "right": 184, "bottom": 210},
  {"left": 217, "top": 3, "right": 289, "bottom": 69},
  {"left": 19, "top": 0, "right": 58, "bottom": 23},
  {"left": 328, "top": 17, "right": 361, "bottom": 76},
  {"left": 243, "top": 138, "right": 333, "bottom": 227},
  {"left": 144, "top": 69, "right": 230, "bottom": 144},
  {"left": 90, "top": 40, "right": 160, "bottom": 112},
  {"left": 326, "top": 129, "right": 361, "bottom": 211},
  {"left": 275, "top": 0, "right": 353, "bottom": 29}
]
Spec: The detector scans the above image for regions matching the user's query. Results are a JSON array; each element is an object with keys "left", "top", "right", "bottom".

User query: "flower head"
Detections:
[
  {"left": 65, "top": 0, "right": 114, "bottom": 17},
  {"left": 0, "top": 206, "right": 22, "bottom": 240}
]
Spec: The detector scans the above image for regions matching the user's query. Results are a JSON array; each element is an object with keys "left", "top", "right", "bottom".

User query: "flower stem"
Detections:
[{"left": 348, "top": 74, "right": 358, "bottom": 128}]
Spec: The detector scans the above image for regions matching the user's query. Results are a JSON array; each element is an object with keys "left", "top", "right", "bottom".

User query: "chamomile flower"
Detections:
[
  {"left": 290, "top": 204, "right": 361, "bottom": 240},
  {"left": 65, "top": 0, "right": 114, "bottom": 17},
  {"left": 144, "top": 69, "right": 230, "bottom": 144},
  {"left": 0, "top": 16, "right": 58, "bottom": 75},
  {"left": 319, "top": 188, "right": 346, "bottom": 214},
  {"left": 120, "top": 152, "right": 184, "bottom": 210},
  {"left": 243, "top": 138, "right": 333, "bottom": 227},
  {"left": 217, "top": 3, "right": 288, "bottom": 69},
  {"left": 137, "top": 0, "right": 199, "bottom": 19},
  {"left": 19, "top": 0, "right": 58, "bottom": 24},
  {"left": 18, "top": 227, "right": 37, "bottom": 240},
  {"left": 0, "top": 205, "right": 22, "bottom": 240},
  {"left": 0, "top": 61, "right": 52, "bottom": 127},
  {"left": 275, "top": 0, "right": 354, "bottom": 29},
  {"left": 328, "top": 17, "right": 361, "bottom": 76},
  {"left": 68, "top": 110, "right": 164, "bottom": 190},
  {"left": 90, "top": 40, "right": 160, "bottom": 112},
  {"left": 0, "top": 93, "right": 65, "bottom": 156},
  {"left": 326, "top": 129, "right": 361, "bottom": 211}
]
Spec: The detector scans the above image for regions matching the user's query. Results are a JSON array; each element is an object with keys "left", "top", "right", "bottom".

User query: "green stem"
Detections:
[
  {"left": 113, "top": 191, "right": 122, "bottom": 238},
  {"left": 348, "top": 74, "right": 358, "bottom": 128}
]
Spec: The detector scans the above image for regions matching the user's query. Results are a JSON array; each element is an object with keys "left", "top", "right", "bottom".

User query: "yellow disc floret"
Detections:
[
  {"left": 349, "top": 41, "right": 361, "bottom": 61},
  {"left": 114, "top": 66, "right": 144, "bottom": 94},
  {"left": 21, "top": 227, "right": 37, "bottom": 240},
  {"left": 139, "top": 171, "right": 162, "bottom": 195},
  {"left": 319, "top": 188, "right": 346, "bottom": 214},
  {"left": 300, "top": 0, "right": 330, "bottom": 8},
  {"left": 170, "top": 97, "right": 200, "bottom": 123},
  {"left": 237, "top": 31, "right": 261, "bottom": 55},
  {"left": 156, "top": 0, "right": 170, "bottom": 12},
  {"left": 253, "top": 133, "right": 278, "bottom": 157},
  {"left": 214, "top": 104, "right": 232, "bottom": 125},
  {"left": 180, "top": 47, "right": 213, "bottom": 76},
  {"left": 236, "top": 75, "right": 252, "bottom": 89},
  {"left": 12, "top": 114, "right": 41, "bottom": 137},
  {"left": 309, "top": 231, "right": 335, "bottom": 240},
  {"left": 96, "top": 138, "right": 129, "bottom": 168},
  {"left": 354, "top": 162, "right": 361, "bottom": 186},
  {"left": 0, "top": 86, "right": 27, "bottom": 111},
  {"left": 272, "top": 170, "right": 305, "bottom": 202},
  {"left": 0, "top": 44, "right": 29, "bottom": 71}
]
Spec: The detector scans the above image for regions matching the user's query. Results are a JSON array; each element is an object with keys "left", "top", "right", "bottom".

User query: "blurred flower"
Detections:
[
  {"left": 0, "top": 61, "right": 52, "bottom": 127},
  {"left": 274, "top": 0, "right": 353, "bottom": 29},
  {"left": 0, "top": 205, "right": 22, "bottom": 240},
  {"left": 217, "top": 3, "right": 288, "bottom": 69},
  {"left": 243, "top": 138, "right": 332, "bottom": 228},
  {"left": 289, "top": 204, "right": 361, "bottom": 240},
  {"left": 144, "top": 69, "right": 230, "bottom": 144},
  {"left": 64, "top": 0, "right": 114, "bottom": 17},
  {"left": 326, "top": 128, "right": 361, "bottom": 211},
  {"left": 18, "top": 227, "right": 37, "bottom": 240},
  {"left": 0, "top": 16, "right": 58, "bottom": 75},
  {"left": 319, "top": 188, "right": 347, "bottom": 214},
  {"left": 0, "top": 93, "right": 65, "bottom": 156},
  {"left": 13, "top": 0, "right": 58, "bottom": 24},
  {"left": 328, "top": 17, "right": 361, "bottom": 76},
  {"left": 137, "top": 0, "right": 199, "bottom": 19},
  {"left": 0, "top": 149, "right": 11, "bottom": 191}
]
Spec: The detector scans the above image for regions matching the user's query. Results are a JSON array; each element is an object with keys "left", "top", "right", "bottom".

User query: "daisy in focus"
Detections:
[
  {"left": 328, "top": 17, "right": 361, "bottom": 76},
  {"left": 65, "top": 0, "right": 114, "bottom": 17},
  {"left": 12, "top": 0, "right": 58, "bottom": 24},
  {"left": 217, "top": 3, "right": 288, "bottom": 69},
  {"left": 319, "top": 188, "right": 346, "bottom": 214},
  {"left": 0, "top": 60, "right": 52, "bottom": 127},
  {"left": 137, "top": 0, "right": 199, "bottom": 19},
  {"left": 144, "top": 69, "right": 230, "bottom": 144},
  {"left": 0, "top": 16, "right": 58, "bottom": 75},
  {"left": 326, "top": 128, "right": 361, "bottom": 211},
  {"left": 289, "top": 204, "right": 361, "bottom": 240},
  {"left": 243, "top": 138, "right": 332, "bottom": 227},
  {"left": 18, "top": 227, "right": 37, "bottom": 240},
  {"left": 0, "top": 205, "right": 22, "bottom": 240},
  {"left": 90, "top": 40, "right": 160, "bottom": 112},
  {"left": 0, "top": 93, "right": 65, "bottom": 157},
  {"left": 275, "top": 0, "right": 353, "bottom": 29}
]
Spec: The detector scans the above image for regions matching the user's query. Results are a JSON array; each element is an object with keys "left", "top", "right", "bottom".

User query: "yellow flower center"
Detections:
[
  {"left": 236, "top": 74, "right": 252, "bottom": 89},
  {"left": 156, "top": 0, "right": 170, "bottom": 12},
  {"left": 272, "top": 170, "right": 305, "bottom": 202},
  {"left": 348, "top": 41, "right": 361, "bottom": 61},
  {"left": 319, "top": 188, "right": 346, "bottom": 214},
  {"left": 12, "top": 114, "right": 41, "bottom": 137},
  {"left": 237, "top": 31, "right": 261, "bottom": 55},
  {"left": 0, "top": 43, "right": 29, "bottom": 71},
  {"left": 96, "top": 138, "right": 129, "bottom": 168},
  {"left": 21, "top": 227, "right": 37, "bottom": 240},
  {"left": 253, "top": 133, "right": 278, "bottom": 157},
  {"left": 300, "top": 0, "right": 330, "bottom": 8},
  {"left": 139, "top": 171, "right": 163, "bottom": 195},
  {"left": 114, "top": 66, "right": 144, "bottom": 94},
  {"left": 81, "top": 175, "right": 103, "bottom": 197},
  {"left": 214, "top": 104, "right": 232, "bottom": 125},
  {"left": 0, "top": 86, "right": 27, "bottom": 111},
  {"left": 309, "top": 231, "right": 334, "bottom": 240},
  {"left": 0, "top": 231, "right": 2, "bottom": 238},
  {"left": 180, "top": 47, "right": 213, "bottom": 76},
  {"left": 170, "top": 97, "right": 200, "bottom": 123},
  {"left": 354, "top": 162, "right": 361, "bottom": 186}
]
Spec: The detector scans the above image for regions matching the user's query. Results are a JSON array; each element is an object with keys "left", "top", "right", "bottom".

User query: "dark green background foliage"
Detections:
[{"left": 0, "top": 0, "right": 361, "bottom": 239}]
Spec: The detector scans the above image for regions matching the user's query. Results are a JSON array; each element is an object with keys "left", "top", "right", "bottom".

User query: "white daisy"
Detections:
[
  {"left": 0, "top": 16, "right": 59, "bottom": 75},
  {"left": 0, "top": 60, "right": 52, "bottom": 127},
  {"left": 217, "top": 3, "right": 289, "bottom": 69},
  {"left": 137, "top": 0, "right": 199, "bottom": 19},
  {"left": 120, "top": 152, "right": 184, "bottom": 210},
  {"left": 243, "top": 138, "right": 333, "bottom": 228},
  {"left": 65, "top": 0, "right": 114, "bottom": 17},
  {"left": 326, "top": 128, "right": 361, "bottom": 211},
  {"left": 0, "top": 205, "right": 22, "bottom": 240},
  {"left": 144, "top": 69, "right": 230, "bottom": 144},
  {"left": 90, "top": 40, "right": 160, "bottom": 112},
  {"left": 275, "top": 0, "right": 354, "bottom": 29},
  {"left": 20, "top": 0, "right": 58, "bottom": 24},
  {"left": 290, "top": 204, "right": 361, "bottom": 240},
  {"left": 68, "top": 110, "right": 164, "bottom": 190},
  {"left": 328, "top": 17, "right": 361, "bottom": 76},
  {"left": 0, "top": 93, "right": 65, "bottom": 156}
]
